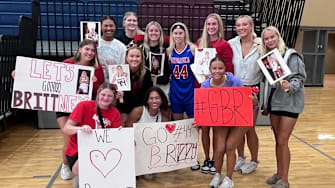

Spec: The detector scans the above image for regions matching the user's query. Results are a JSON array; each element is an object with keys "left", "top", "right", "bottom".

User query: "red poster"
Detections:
[{"left": 194, "top": 87, "right": 253, "bottom": 126}]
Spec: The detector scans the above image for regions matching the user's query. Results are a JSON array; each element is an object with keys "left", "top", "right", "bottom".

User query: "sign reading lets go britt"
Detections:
[{"left": 11, "top": 56, "right": 94, "bottom": 113}]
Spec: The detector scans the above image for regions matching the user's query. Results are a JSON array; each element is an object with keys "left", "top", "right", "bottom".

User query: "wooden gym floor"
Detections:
[{"left": 1, "top": 75, "right": 335, "bottom": 188}]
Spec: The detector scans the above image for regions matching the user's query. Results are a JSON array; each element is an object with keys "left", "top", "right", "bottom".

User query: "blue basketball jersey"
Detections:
[{"left": 169, "top": 44, "right": 195, "bottom": 104}]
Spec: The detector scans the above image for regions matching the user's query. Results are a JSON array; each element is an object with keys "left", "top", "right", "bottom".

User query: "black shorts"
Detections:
[
  {"left": 268, "top": 88, "right": 299, "bottom": 119},
  {"left": 56, "top": 112, "right": 70, "bottom": 119},
  {"left": 66, "top": 154, "right": 78, "bottom": 172}
]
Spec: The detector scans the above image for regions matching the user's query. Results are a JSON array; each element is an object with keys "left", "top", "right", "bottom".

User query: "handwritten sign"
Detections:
[
  {"left": 194, "top": 87, "right": 253, "bottom": 126},
  {"left": 11, "top": 56, "right": 94, "bottom": 113},
  {"left": 134, "top": 119, "right": 198, "bottom": 176},
  {"left": 108, "top": 64, "right": 131, "bottom": 91},
  {"left": 78, "top": 128, "right": 136, "bottom": 188}
]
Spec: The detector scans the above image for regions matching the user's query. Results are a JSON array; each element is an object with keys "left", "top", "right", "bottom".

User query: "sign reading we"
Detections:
[
  {"left": 194, "top": 87, "right": 253, "bottom": 126},
  {"left": 78, "top": 128, "right": 136, "bottom": 188},
  {"left": 134, "top": 119, "right": 198, "bottom": 176}
]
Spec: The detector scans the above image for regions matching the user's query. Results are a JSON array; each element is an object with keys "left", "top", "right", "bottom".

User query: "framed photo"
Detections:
[
  {"left": 149, "top": 52, "right": 165, "bottom": 76},
  {"left": 257, "top": 48, "right": 291, "bottom": 85},
  {"left": 108, "top": 64, "right": 131, "bottom": 91},
  {"left": 80, "top": 21, "right": 101, "bottom": 46},
  {"left": 192, "top": 48, "right": 217, "bottom": 83},
  {"left": 76, "top": 69, "right": 92, "bottom": 95}
]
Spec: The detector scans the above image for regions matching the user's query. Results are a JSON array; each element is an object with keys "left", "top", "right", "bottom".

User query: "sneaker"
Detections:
[
  {"left": 143, "top": 174, "right": 153, "bottom": 180},
  {"left": 218, "top": 176, "right": 234, "bottom": 188},
  {"left": 73, "top": 176, "right": 79, "bottom": 188},
  {"left": 266, "top": 173, "right": 280, "bottom": 185},
  {"left": 209, "top": 173, "right": 222, "bottom": 188},
  {"left": 234, "top": 156, "right": 246, "bottom": 171},
  {"left": 241, "top": 161, "right": 258, "bottom": 174},
  {"left": 272, "top": 179, "right": 289, "bottom": 188},
  {"left": 209, "top": 160, "right": 216, "bottom": 175},
  {"left": 201, "top": 159, "right": 210, "bottom": 173},
  {"left": 191, "top": 161, "right": 200, "bottom": 171},
  {"left": 61, "top": 163, "right": 73, "bottom": 180}
]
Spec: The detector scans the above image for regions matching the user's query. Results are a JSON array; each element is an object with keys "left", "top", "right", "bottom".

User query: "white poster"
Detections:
[
  {"left": 257, "top": 48, "right": 292, "bottom": 85},
  {"left": 134, "top": 119, "right": 198, "bottom": 176},
  {"left": 108, "top": 64, "right": 131, "bottom": 91},
  {"left": 78, "top": 128, "right": 136, "bottom": 188},
  {"left": 80, "top": 21, "right": 101, "bottom": 46},
  {"left": 149, "top": 52, "right": 165, "bottom": 76},
  {"left": 11, "top": 56, "right": 94, "bottom": 113},
  {"left": 192, "top": 48, "right": 217, "bottom": 83}
]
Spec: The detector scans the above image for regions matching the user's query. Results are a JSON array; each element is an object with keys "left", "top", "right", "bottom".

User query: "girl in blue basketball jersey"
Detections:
[{"left": 166, "top": 22, "right": 197, "bottom": 120}]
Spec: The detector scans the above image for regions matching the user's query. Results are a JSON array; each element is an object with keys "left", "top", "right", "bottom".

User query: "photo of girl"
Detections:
[
  {"left": 149, "top": 53, "right": 164, "bottom": 76},
  {"left": 76, "top": 70, "right": 91, "bottom": 95},
  {"left": 80, "top": 21, "right": 101, "bottom": 45}
]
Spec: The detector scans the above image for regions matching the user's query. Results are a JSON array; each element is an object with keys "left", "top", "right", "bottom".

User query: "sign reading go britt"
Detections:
[{"left": 11, "top": 56, "right": 94, "bottom": 113}]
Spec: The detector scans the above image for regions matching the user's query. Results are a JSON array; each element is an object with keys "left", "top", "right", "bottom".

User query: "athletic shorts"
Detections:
[
  {"left": 170, "top": 102, "right": 194, "bottom": 117},
  {"left": 268, "top": 88, "right": 299, "bottom": 119},
  {"left": 56, "top": 112, "right": 70, "bottom": 119}
]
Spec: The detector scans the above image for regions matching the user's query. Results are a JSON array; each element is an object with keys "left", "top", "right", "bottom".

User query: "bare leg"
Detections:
[
  {"left": 213, "top": 126, "right": 229, "bottom": 173},
  {"left": 273, "top": 115, "right": 297, "bottom": 183},
  {"left": 270, "top": 114, "right": 281, "bottom": 176},
  {"left": 246, "top": 109, "right": 259, "bottom": 162},
  {"left": 201, "top": 127, "right": 211, "bottom": 160},
  {"left": 225, "top": 127, "right": 247, "bottom": 179},
  {"left": 72, "top": 160, "right": 79, "bottom": 176},
  {"left": 58, "top": 116, "right": 69, "bottom": 165}
]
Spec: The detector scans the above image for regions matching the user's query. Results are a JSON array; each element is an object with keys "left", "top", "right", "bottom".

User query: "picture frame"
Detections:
[
  {"left": 80, "top": 21, "right": 101, "bottom": 46},
  {"left": 257, "top": 48, "right": 291, "bottom": 85},
  {"left": 149, "top": 52, "right": 165, "bottom": 76}
]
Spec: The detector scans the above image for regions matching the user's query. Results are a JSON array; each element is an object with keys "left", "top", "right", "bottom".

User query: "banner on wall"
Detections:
[
  {"left": 11, "top": 56, "right": 94, "bottom": 113},
  {"left": 134, "top": 119, "right": 198, "bottom": 176},
  {"left": 194, "top": 87, "right": 253, "bottom": 126},
  {"left": 78, "top": 128, "right": 136, "bottom": 188}
]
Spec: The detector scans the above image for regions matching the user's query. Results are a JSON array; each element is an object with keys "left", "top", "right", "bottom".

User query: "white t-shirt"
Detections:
[{"left": 98, "top": 38, "right": 127, "bottom": 82}]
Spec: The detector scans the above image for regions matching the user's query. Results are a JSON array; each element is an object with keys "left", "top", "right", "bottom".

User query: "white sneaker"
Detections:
[
  {"left": 61, "top": 163, "right": 73, "bottom": 180},
  {"left": 241, "top": 161, "right": 259, "bottom": 174},
  {"left": 210, "top": 173, "right": 222, "bottom": 188},
  {"left": 218, "top": 176, "right": 234, "bottom": 188},
  {"left": 234, "top": 156, "right": 246, "bottom": 171}
]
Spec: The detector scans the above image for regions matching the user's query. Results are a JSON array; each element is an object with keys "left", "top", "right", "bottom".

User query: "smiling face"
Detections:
[
  {"left": 263, "top": 29, "right": 279, "bottom": 51},
  {"left": 97, "top": 88, "right": 115, "bottom": 109},
  {"left": 210, "top": 60, "right": 226, "bottom": 81},
  {"left": 79, "top": 44, "right": 95, "bottom": 63},
  {"left": 236, "top": 17, "right": 253, "bottom": 38},
  {"left": 148, "top": 24, "right": 161, "bottom": 42},
  {"left": 172, "top": 28, "right": 185, "bottom": 45},
  {"left": 147, "top": 91, "right": 162, "bottom": 111},
  {"left": 126, "top": 48, "right": 142, "bottom": 72},
  {"left": 101, "top": 19, "right": 116, "bottom": 40},
  {"left": 124, "top": 15, "right": 138, "bottom": 31},
  {"left": 206, "top": 17, "right": 219, "bottom": 38}
]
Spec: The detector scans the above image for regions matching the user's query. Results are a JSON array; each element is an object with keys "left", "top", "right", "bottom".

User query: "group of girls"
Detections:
[{"left": 51, "top": 10, "right": 305, "bottom": 188}]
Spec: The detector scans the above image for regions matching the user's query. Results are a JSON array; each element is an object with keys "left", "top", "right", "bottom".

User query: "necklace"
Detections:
[
  {"left": 149, "top": 109, "right": 160, "bottom": 122},
  {"left": 210, "top": 75, "right": 226, "bottom": 88}
]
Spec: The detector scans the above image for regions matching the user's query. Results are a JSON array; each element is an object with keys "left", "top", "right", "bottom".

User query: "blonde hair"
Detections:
[
  {"left": 142, "top": 21, "right": 165, "bottom": 58},
  {"left": 236, "top": 15, "right": 258, "bottom": 39},
  {"left": 167, "top": 22, "right": 193, "bottom": 58},
  {"left": 125, "top": 46, "right": 146, "bottom": 82},
  {"left": 260, "top": 26, "right": 286, "bottom": 56},
  {"left": 74, "top": 39, "right": 99, "bottom": 68},
  {"left": 198, "top": 13, "right": 225, "bottom": 48},
  {"left": 123, "top": 11, "right": 144, "bottom": 35}
]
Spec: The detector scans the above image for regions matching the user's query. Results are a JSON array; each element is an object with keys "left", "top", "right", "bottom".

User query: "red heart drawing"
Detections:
[
  {"left": 165, "top": 123, "right": 176, "bottom": 133},
  {"left": 90, "top": 148, "right": 122, "bottom": 178},
  {"left": 197, "top": 48, "right": 204, "bottom": 52}
]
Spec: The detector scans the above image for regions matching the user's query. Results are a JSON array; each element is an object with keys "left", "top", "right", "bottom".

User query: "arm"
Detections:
[
  {"left": 285, "top": 54, "right": 306, "bottom": 94},
  {"left": 221, "top": 42, "right": 234, "bottom": 73},
  {"left": 125, "top": 106, "right": 143, "bottom": 127}
]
